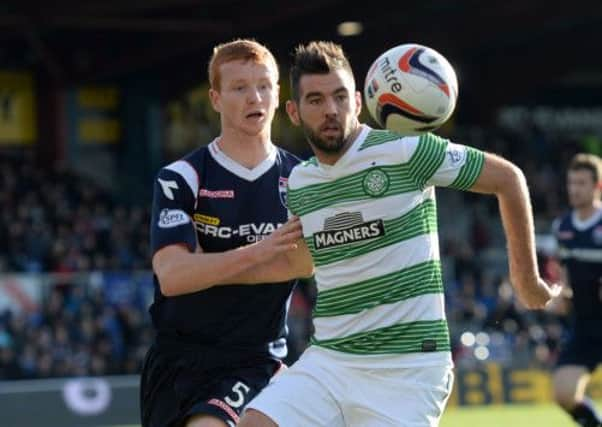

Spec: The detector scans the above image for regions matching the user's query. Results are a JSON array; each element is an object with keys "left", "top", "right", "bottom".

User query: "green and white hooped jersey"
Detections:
[{"left": 287, "top": 125, "right": 485, "bottom": 368}]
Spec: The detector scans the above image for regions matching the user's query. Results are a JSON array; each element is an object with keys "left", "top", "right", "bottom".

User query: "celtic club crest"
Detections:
[{"left": 362, "top": 168, "right": 389, "bottom": 197}]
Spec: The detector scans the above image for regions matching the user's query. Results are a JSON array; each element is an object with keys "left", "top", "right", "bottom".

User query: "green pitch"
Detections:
[
  {"left": 112, "top": 401, "right": 598, "bottom": 427},
  {"left": 441, "top": 402, "right": 576, "bottom": 427}
]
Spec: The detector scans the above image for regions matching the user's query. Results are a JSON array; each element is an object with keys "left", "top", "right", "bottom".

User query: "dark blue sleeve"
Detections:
[{"left": 150, "top": 168, "right": 197, "bottom": 255}]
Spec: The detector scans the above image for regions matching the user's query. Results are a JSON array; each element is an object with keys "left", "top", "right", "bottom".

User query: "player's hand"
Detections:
[
  {"left": 515, "top": 277, "right": 562, "bottom": 309},
  {"left": 249, "top": 216, "right": 303, "bottom": 264}
]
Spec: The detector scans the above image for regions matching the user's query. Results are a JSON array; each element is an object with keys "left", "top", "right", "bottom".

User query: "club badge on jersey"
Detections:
[{"left": 278, "top": 177, "right": 288, "bottom": 208}]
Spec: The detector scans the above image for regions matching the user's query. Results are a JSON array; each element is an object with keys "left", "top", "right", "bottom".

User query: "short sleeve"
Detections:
[
  {"left": 408, "top": 133, "right": 485, "bottom": 189},
  {"left": 150, "top": 165, "right": 198, "bottom": 255}
]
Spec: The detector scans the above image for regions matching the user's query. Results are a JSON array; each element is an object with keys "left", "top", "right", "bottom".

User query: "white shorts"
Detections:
[{"left": 246, "top": 346, "right": 454, "bottom": 427}]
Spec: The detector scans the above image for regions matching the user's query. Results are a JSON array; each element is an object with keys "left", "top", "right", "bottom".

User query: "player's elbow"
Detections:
[
  {"left": 497, "top": 163, "right": 527, "bottom": 197},
  {"left": 154, "top": 264, "right": 180, "bottom": 297},
  {"left": 485, "top": 157, "right": 526, "bottom": 198},
  {"left": 470, "top": 154, "right": 526, "bottom": 196},
  {"left": 152, "top": 250, "right": 186, "bottom": 297},
  {"left": 159, "top": 280, "right": 180, "bottom": 297}
]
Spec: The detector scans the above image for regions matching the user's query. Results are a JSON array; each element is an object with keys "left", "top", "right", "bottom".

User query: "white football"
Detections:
[{"left": 363, "top": 43, "right": 458, "bottom": 134}]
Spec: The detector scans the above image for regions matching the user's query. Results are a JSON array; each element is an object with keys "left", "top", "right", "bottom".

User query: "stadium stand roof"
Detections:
[{"left": 1, "top": 0, "right": 602, "bottom": 115}]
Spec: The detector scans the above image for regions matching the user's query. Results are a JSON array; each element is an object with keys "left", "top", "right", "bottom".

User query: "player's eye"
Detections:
[{"left": 308, "top": 98, "right": 321, "bottom": 105}]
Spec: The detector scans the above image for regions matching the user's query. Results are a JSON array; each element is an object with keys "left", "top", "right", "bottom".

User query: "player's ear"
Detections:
[
  {"left": 209, "top": 88, "right": 221, "bottom": 113},
  {"left": 286, "top": 100, "right": 301, "bottom": 126},
  {"left": 355, "top": 91, "right": 362, "bottom": 117},
  {"left": 274, "top": 82, "right": 280, "bottom": 109}
]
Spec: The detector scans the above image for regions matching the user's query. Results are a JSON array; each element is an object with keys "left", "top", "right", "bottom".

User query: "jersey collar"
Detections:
[
  {"left": 571, "top": 207, "right": 602, "bottom": 231},
  {"left": 316, "top": 124, "right": 370, "bottom": 174},
  {"left": 208, "top": 139, "right": 277, "bottom": 182}
]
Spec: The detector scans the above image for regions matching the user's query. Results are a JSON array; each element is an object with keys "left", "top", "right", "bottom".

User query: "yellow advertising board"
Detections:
[
  {"left": 448, "top": 364, "right": 602, "bottom": 406},
  {"left": 0, "top": 71, "right": 37, "bottom": 144},
  {"left": 75, "top": 86, "right": 121, "bottom": 144}
]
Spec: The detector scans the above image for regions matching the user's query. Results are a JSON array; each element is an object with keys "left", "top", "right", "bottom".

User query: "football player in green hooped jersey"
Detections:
[{"left": 234, "top": 41, "right": 561, "bottom": 427}]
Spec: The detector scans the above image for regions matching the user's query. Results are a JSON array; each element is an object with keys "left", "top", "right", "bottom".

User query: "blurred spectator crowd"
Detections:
[
  {"left": 0, "top": 123, "right": 599, "bottom": 380},
  {"left": 0, "top": 153, "right": 151, "bottom": 274},
  {"left": 0, "top": 283, "right": 152, "bottom": 379}
]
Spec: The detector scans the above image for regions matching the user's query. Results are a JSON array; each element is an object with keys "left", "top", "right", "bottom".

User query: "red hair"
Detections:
[{"left": 208, "top": 39, "right": 278, "bottom": 91}]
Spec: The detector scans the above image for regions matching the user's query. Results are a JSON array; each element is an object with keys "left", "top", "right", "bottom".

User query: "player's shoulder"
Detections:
[
  {"left": 552, "top": 210, "right": 574, "bottom": 233},
  {"left": 356, "top": 126, "right": 407, "bottom": 151},
  {"left": 411, "top": 132, "right": 453, "bottom": 153},
  {"left": 155, "top": 147, "right": 206, "bottom": 196},
  {"left": 274, "top": 145, "right": 302, "bottom": 171},
  {"left": 287, "top": 156, "right": 320, "bottom": 187},
  {"left": 356, "top": 125, "right": 451, "bottom": 161},
  {"left": 360, "top": 125, "right": 448, "bottom": 146},
  {"left": 158, "top": 147, "right": 205, "bottom": 175},
  {"left": 596, "top": 208, "right": 602, "bottom": 226}
]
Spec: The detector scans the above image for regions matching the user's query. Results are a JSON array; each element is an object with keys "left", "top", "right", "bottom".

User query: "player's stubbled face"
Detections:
[
  {"left": 567, "top": 169, "right": 597, "bottom": 208},
  {"left": 297, "top": 69, "right": 360, "bottom": 153},
  {"left": 215, "top": 59, "right": 279, "bottom": 136}
]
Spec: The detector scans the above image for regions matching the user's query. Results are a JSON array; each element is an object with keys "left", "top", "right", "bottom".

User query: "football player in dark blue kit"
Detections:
[
  {"left": 552, "top": 153, "right": 602, "bottom": 427},
  {"left": 140, "top": 39, "right": 312, "bottom": 427}
]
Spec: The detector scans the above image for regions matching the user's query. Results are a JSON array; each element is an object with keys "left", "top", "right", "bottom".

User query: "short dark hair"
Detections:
[
  {"left": 289, "top": 41, "right": 353, "bottom": 101},
  {"left": 569, "top": 153, "right": 602, "bottom": 184}
]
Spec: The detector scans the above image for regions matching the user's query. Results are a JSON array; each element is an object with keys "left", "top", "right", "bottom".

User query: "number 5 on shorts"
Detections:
[{"left": 224, "top": 381, "right": 251, "bottom": 408}]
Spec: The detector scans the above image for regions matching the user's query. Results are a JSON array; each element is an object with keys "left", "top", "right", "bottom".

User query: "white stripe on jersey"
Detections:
[
  {"left": 289, "top": 133, "right": 470, "bottom": 191},
  {"left": 165, "top": 160, "right": 199, "bottom": 198},
  {"left": 310, "top": 345, "right": 452, "bottom": 369},
  {"left": 300, "top": 187, "right": 435, "bottom": 236},
  {"left": 558, "top": 247, "right": 602, "bottom": 262},
  {"left": 313, "top": 293, "right": 446, "bottom": 341},
  {"left": 288, "top": 126, "right": 484, "bottom": 366},
  {"left": 428, "top": 141, "right": 469, "bottom": 186},
  {"left": 314, "top": 232, "right": 440, "bottom": 291}
]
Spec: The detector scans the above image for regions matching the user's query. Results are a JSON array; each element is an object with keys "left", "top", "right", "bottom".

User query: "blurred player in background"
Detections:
[
  {"left": 552, "top": 153, "right": 602, "bottom": 427},
  {"left": 236, "top": 41, "right": 560, "bottom": 426},
  {"left": 140, "top": 39, "right": 310, "bottom": 427}
]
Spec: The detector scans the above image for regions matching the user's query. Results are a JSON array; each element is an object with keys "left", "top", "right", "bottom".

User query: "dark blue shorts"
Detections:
[
  {"left": 557, "top": 332, "right": 602, "bottom": 372},
  {"left": 140, "top": 343, "right": 281, "bottom": 427}
]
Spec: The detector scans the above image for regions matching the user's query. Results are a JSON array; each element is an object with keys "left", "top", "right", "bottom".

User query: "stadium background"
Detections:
[{"left": 1, "top": 0, "right": 602, "bottom": 425}]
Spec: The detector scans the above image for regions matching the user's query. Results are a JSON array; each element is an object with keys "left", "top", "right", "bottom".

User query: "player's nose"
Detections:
[
  {"left": 247, "top": 88, "right": 261, "bottom": 104},
  {"left": 323, "top": 97, "right": 338, "bottom": 116}
]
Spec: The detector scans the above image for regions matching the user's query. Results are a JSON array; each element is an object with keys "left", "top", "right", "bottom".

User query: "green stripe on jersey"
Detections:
[
  {"left": 358, "top": 129, "right": 403, "bottom": 151},
  {"left": 314, "top": 260, "right": 443, "bottom": 318},
  {"left": 306, "top": 199, "right": 437, "bottom": 266},
  {"left": 311, "top": 319, "right": 450, "bottom": 355},
  {"left": 448, "top": 146, "right": 485, "bottom": 190},
  {"left": 288, "top": 164, "right": 420, "bottom": 216},
  {"left": 287, "top": 133, "right": 450, "bottom": 216},
  {"left": 409, "top": 133, "right": 448, "bottom": 188}
]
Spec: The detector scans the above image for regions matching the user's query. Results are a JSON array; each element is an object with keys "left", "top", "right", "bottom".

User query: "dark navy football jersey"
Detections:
[
  {"left": 553, "top": 208, "right": 602, "bottom": 328},
  {"left": 149, "top": 140, "right": 300, "bottom": 358}
]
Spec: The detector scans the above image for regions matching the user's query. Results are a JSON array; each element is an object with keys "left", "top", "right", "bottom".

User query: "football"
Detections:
[{"left": 363, "top": 43, "right": 458, "bottom": 134}]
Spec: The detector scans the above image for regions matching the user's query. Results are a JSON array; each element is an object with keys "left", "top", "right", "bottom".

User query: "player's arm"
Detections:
[
  {"left": 557, "top": 263, "right": 570, "bottom": 290},
  {"left": 415, "top": 134, "right": 560, "bottom": 308},
  {"left": 546, "top": 224, "right": 574, "bottom": 312},
  {"left": 153, "top": 218, "right": 303, "bottom": 296},
  {"left": 220, "top": 172, "right": 315, "bottom": 284},
  {"left": 468, "top": 153, "right": 561, "bottom": 308},
  {"left": 545, "top": 263, "right": 573, "bottom": 313},
  {"left": 221, "top": 233, "right": 314, "bottom": 284},
  {"left": 150, "top": 166, "right": 301, "bottom": 297}
]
